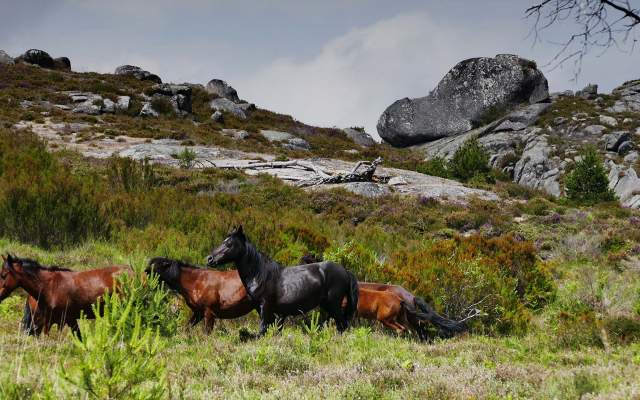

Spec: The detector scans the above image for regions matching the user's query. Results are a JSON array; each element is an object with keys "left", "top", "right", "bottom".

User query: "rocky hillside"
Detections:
[
  {"left": 378, "top": 54, "right": 640, "bottom": 208},
  {"left": 0, "top": 48, "right": 498, "bottom": 202}
]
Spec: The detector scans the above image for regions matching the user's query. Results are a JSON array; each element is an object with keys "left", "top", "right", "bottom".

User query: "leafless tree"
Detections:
[{"left": 526, "top": 1, "right": 640, "bottom": 78}]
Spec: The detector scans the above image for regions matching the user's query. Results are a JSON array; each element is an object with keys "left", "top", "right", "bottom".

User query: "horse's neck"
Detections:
[
  {"left": 17, "top": 270, "right": 55, "bottom": 303},
  {"left": 236, "top": 243, "right": 279, "bottom": 287},
  {"left": 175, "top": 267, "right": 200, "bottom": 297}
]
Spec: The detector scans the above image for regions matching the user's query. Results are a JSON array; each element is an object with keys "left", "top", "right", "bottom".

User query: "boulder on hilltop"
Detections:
[
  {"left": 205, "top": 79, "right": 240, "bottom": 103},
  {"left": 114, "top": 65, "right": 162, "bottom": 84},
  {"left": 377, "top": 54, "right": 549, "bottom": 147}
]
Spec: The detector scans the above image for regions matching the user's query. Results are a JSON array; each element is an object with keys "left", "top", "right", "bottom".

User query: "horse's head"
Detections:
[
  {"left": 146, "top": 257, "right": 181, "bottom": 283},
  {"left": 0, "top": 254, "right": 22, "bottom": 301},
  {"left": 207, "top": 225, "right": 246, "bottom": 268}
]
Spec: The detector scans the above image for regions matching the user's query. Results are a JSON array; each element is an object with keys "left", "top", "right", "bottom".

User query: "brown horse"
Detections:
[
  {"left": 346, "top": 288, "right": 412, "bottom": 335},
  {"left": 359, "top": 282, "right": 468, "bottom": 338},
  {"left": 0, "top": 254, "right": 131, "bottom": 335},
  {"left": 146, "top": 257, "right": 257, "bottom": 333}
]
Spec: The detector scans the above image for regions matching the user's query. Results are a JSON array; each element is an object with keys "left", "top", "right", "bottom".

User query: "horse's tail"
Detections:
[
  {"left": 344, "top": 271, "right": 359, "bottom": 324},
  {"left": 21, "top": 299, "right": 35, "bottom": 336},
  {"left": 413, "top": 296, "right": 467, "bottom": 335}
]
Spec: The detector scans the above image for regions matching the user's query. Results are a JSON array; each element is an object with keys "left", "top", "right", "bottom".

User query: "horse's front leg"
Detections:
[
  {"left": 258, "top": 302, "right": 276, "bottom": 336},
  {"left": 188, "top": 310, "right": 203, "bottom": 327}
]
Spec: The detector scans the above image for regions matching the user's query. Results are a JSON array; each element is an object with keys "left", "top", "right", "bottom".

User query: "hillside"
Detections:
[{"left": 0, "top": 49, "right": 639, "bottom": 399}]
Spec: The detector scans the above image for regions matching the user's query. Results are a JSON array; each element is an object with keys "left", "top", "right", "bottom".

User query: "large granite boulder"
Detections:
[
  {"left": 377, "top": 54, "right": 549, "bottom": 147},
  {"left": 0, "top": 50, "right": 14, "bottom": 65},
  {"left": 114, "top": 65, "right": 162, "bottom": 84},
  {"left": 607, "top": 162, "right": 640, "bottom": 208},
  {"left": 15, "top": 49, "right": 54, "bottom": 69},
  {"left": 205, "top": 79, "right": 240, "bottom": 103}
]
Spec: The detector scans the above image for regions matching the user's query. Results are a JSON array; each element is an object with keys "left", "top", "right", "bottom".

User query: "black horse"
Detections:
[{"left": 206, "top": 226, "right": 359, "bottom": 336}]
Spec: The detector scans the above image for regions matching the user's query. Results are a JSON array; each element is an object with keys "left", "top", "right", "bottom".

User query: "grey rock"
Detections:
[
  {"left": 102, "top": 98, "right": 115, "bottom": 113},
  {"left": 607, "top": 80, "right": 640, "bottom": 114},
  {"left": 72, "top": 101, "right": 101, "bottom": 115},
  {"left": 283, "top": 137, "right": 311, "bottom": 151},
  {"left": 261, "top": 130, "right": 295, "bottom": 142},
  {"left": 116, "top": 96, "right": 130, "bottom": 111},
  {"left": 210, "top": 98, "right": 249, "bottom": 119},
  {"left": 139, "top": 102, "right": 159, "bottom": 117},
  {"left": 53, "top": 57, "right": 71, "bottom": 71},
  {"left": 607, "top": 162, "right": 640, "bottom": 208},
  {"left": 343, "top": 128, "right": 376, "bottom": 147},
  {"left": 576, "top": 84, "right": 598, "bottom": 99},
  {"left": 151, "top": 83, "right": 192, "bottom": 113},
  {"left": 624, "top": 151, "right": 639, "bottom": 163},
  {"left": 15, "top": 49, "right": 54, "bottom": 69},
  {"left": 499, "top": 103, "right": 550, "bottom": 127},
  {"left": 493, "top": 120, "right": 527, "bottom": 132},
  {"left": 54, "top": 104, "right": 71, "bottom": 111},
  {"left": 114, "top": 65, "right": 162, "bottom": 83},
  {"left": 377, "top": 54, "right": 549, "bottom": 146},
  {"left": 388, "top": 176, "right": 408, "bottom": 186},
  {"left": 205, "top": 79, "right": 240, "bottom": 103},
  {"left": 599, "top": 115, "right": 618, "bottom": 127},
  {"left": 553, "top": 117, "right": 567, "bottom": 126},
  {"left": 20, "top": 100, "right": 34, "bottom": 109},
  {"left": 339, "top": 182, "right": 391, "bottom": 198},
  {"left": 211, "top": 111, "right": 224, "bottom": 123},
  {"left": 618, "top": 141, "right": 634, "bottom": 155},
  {"left": 602, "top": 131, "right": 630, "bottom": 152},
  {"left": 583, "top": 125, "right": 606, "bottom": 136},
  {"left": 514, "top": 134, "right": 562, "bottom": 197},
  {"left": 222, "top": 129, "right": 248, "bottom": 140},
  {"left": 0, "top": 50, "right": 14, "bottom": 65}
]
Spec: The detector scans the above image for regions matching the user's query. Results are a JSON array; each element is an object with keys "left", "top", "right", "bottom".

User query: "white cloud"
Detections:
[{"left": 241, "top": 13, "right": 509, "bottom": 139}]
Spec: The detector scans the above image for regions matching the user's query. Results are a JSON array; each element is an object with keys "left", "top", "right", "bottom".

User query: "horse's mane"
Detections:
[
  {"left": 14, "top": 257, "right": 73, "bottom": 275},
  {"left": 242, "top": 239, "right": 282, "bottom": 286},
  {"left": 148, "top": 257, "right": 200, "bottom": 292}
]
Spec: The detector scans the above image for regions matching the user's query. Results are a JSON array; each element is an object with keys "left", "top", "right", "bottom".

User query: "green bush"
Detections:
[
  {"left": 565, "top": 146, "right": 616, "bottom": 204},
  {"left": 174, "top": 148, "right": 197, "bottom": 169},
  {"left": 149, "top": 97, "right": 174, "bottom": 116},
  {"left": 0, "top": 130, "right": 109, "bottom": 248},
  {"left": 448, "top": 137, "right": 491, "bottom": 182},
  {"left": 107, "top": 156, "right": 156, "bottom": 193},
  {"left": 416, "top": 157, "right": 451, "bottom": 179},
  {"left": 60, "top": 269, "right": 173, "bottom": 399}
]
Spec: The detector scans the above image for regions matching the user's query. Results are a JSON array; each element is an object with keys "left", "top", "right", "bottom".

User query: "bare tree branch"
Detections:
[{"left": 526, "top": 0, "right": 640, "bottom": 79}]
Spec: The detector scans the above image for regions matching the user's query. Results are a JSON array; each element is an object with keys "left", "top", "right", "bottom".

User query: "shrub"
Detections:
[
  {"left": 60, "top": 269, "right": 173, "bottom": 399},
  {"left": 448, "top": 137, "right": 491, "bottom": 182},
  {"left": 107, "top": 156, "right": 156, "bottom": 193},
  {"left": 324, "top": 241, "right": 386, "bottom": 283},
  {"left": 416, "top": 157, "right": 451, "bottom": 179},
  {"left": 150, "top": 96, "right": 174, "bottom": 116},
  {"left": 565, "top": 146, "right": 616, "bottom": 204},
  {"left": 174, "top": 148, "right": 197, "bottom": 169},
  {"left": 0, "top": 130, "right": 109, "bottom": 248},
  {"left": 385, "top": 234, "right": 555, "bottom": 334}
]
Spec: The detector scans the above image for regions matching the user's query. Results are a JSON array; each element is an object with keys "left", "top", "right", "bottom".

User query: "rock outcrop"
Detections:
[
  {"left": 608, "top": 80, "right": 640, "bottom": 113},
  {"left": 0, "top": 50, "right": 14, "bottom": 65},
  {"left": 343, "top": 128, "right": 376, "bottom": 147},
  {"left": 15, "top": 49, "right": 54, "bottom": 69},
  {"left": 205, "top": 79, "right": 240, "bottom": 103},
  {"left": 114, "top": 65, "right": 162, "bottom": 84},
  {"left": 150, "top": 83, "right": 192, "bottom": 114},
  {"left": 377, "top": 54, "right": 549, "bottom": 147},
  {"left": 210, "top": 98, "right": 254, "bottom": 120}
]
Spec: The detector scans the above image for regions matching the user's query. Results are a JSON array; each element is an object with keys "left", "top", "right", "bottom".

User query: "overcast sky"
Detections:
[{"left": 1, "top": 0, "right": 638, "bottom": 137}]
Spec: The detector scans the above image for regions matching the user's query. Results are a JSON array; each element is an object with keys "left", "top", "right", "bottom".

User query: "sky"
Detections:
[{"left": 1, "top": 0, "right": 638, "bottom": 138}]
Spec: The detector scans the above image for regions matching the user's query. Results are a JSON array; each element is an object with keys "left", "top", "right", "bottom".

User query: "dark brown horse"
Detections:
[
  {"left": 0, "top": 254, "right": 131, "bottom": 335},
  {"left": 146, "top": 257, "right": 257, "bottom": 333}
]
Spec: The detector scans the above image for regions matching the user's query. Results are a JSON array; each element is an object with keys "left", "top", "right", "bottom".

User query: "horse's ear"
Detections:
[{"left": 237, "top": 225, "right": 245, "bottom": 237}]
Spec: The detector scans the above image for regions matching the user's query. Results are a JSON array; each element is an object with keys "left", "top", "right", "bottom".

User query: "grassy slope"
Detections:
[{"left": 0, "top": 63, "right": 639, "bottom": 398}]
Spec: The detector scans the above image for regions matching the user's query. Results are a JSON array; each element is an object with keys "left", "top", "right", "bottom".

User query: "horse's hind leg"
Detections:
[
  {"left": 203, "top": 309, "right": 216, "bottom": 334},
  {"left": 322, "top": 301, "right": 348, "bottom": 332},
  {"left": 189, "top": 311, "right": 203, "bottom": 327}
]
